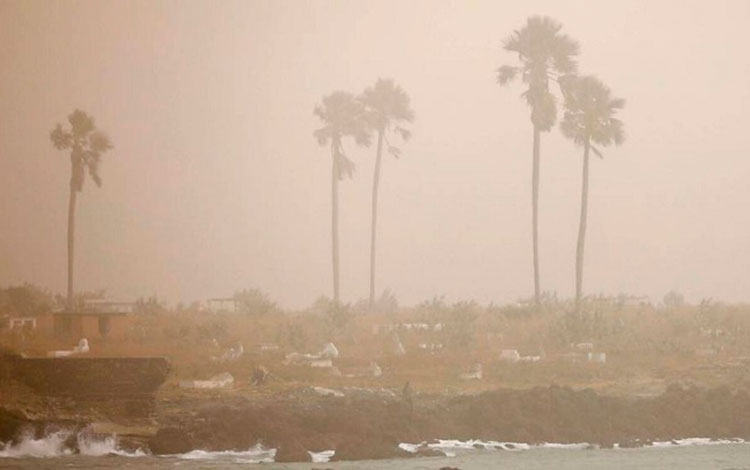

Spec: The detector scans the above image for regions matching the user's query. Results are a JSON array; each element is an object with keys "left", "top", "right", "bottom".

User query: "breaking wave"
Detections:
[
  {"left": 177, "top": 444, "right": 276, "bottom": 463},
  {"left": 400, "top": 437, "right": 747, "bottom": 457},
  {"left": 0, "top": 428, "right": 145, "bottom": 458}
]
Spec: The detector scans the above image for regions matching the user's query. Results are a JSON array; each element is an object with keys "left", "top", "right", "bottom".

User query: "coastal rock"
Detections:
[
  {"left": 149, "top": 427, "right": 194, "bottom": 455},
  {"left": 0, "top": 408, "right": 29, "bottom": 443},
  {"left": 273, "top": 439, "right": 311, "bottom": 462},
  {"left": 331, "top": 436, "right": 410, "bottom": 461}
]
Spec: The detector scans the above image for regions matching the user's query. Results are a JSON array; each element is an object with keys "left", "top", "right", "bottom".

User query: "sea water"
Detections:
[{"left": 2, "top": 433, "right": 750, "bottom": 469}]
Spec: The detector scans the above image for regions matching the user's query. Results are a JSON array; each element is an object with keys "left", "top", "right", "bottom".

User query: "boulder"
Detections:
[{"left": 149, "top": 427, "right": 194, "bottom": 455}]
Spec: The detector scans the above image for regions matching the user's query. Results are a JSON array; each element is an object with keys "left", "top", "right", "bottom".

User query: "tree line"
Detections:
[{"left": 50, "top": 15, "right": 624, "bottom": 313}]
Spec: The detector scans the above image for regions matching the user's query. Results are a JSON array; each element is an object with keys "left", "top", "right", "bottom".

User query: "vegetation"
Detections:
[
  {"left": 3, "top": 285, "right": 749, "bottom": 397},
  {"left": 50, "top": 110, "right": 112, "bottom": 308},
  {"left": 497, "top": 16, "right": 579, "bottom": 307},
  {"left": 360, "top": 79, "right": 414, "bottom": 309},
  {"left": 313, "top": 92, "right": 371, "bottom": 303},
  {"left": 559, "top": 75, "right": 625, "bottom": 310}
]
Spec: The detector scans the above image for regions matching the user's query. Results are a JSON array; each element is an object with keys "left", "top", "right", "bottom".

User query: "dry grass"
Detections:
[{"left": 3, "top": 298, "right": 750, "bottom": 398}]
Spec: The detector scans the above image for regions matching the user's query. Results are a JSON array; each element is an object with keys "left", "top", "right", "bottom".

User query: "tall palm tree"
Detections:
[
  {"left": 50, "top": 109, "right": 113, "bottom": 308},
  {"left": 559, "top": 75, "right": 625, "bottom": 310},
  {"left": 497, "top": 16, "right": 579, "bottom": 307},
  {"left": 314, "top": 92, "right": 371, "bottom": 303},
  {"left": 360, "top": 79, "right": 414, "bottom": 309}
]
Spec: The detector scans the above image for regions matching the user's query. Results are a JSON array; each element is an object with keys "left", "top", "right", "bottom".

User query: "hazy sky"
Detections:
[{"left": 1, "top": 0, "right": 749, "bottom": 308}]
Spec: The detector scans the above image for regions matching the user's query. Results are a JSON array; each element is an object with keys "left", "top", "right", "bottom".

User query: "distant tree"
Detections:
[
  {"left": 234, "top": 288, "right": 277, "bottom": 315},
  {"left": 559, "top": 75, "right": 625, "bottom": 311},
  {"left": 0, "top": 283, "right": 54, "bottom": 316},
  {"left": 50, "top": 110, "right": 112, "bottom": 308},
  {"left": 497, "top": 16, "right": 579, "bottom": 307},
  {"left": 360, "top": 79, "right": 414, "bottom": 309},
  {"left": 314, "top": 92, "right": 371, "bottom": 303},
  {"left": 663, "top": 290, "right": 685, "bottom": 309}
]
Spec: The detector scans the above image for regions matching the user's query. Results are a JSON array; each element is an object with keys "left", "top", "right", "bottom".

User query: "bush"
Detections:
[{"left": 234, "top": 288, "right": 277, "bottom": 315}]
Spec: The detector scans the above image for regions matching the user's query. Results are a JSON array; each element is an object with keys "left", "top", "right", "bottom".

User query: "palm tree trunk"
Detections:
[
  {"left": 575, "top": 139, "right": 590, "bottom": 312},
  {"left": 67, "top": 180, "right": 77, "bottom": 309},
  {"left": 331, "top": 140, "right": 340, "bottom": 304},
  {"left": 531, "top": 125, "right": 541, "bottom": 307},
  {"left": 368, "top": 129, "right": 385, "bottom": 309}
]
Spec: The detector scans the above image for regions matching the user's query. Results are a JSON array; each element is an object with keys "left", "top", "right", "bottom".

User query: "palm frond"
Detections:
[
  {"left": 496, "top": 65, "right": 518, "bottom": 85},
  {"left": 394, "top": 126, "right": 411, "bottom": 141},
  {"left": 560, "top": 75, "right": 626, "bottom": 150},
  {"left": 89, "top": 131, "right": 112, "bottom": 153},
  {"left": 334, "top": 151, "right": 356, "bottom": 181},
  {"left": 388, "top": 145, "right": 402, "bottom": 159},
  {"left": 50, "top": 124, "right": 71, "bottom": 150},
  {"left": 68, "top": 109, "right": 94, "bottom": 138}
]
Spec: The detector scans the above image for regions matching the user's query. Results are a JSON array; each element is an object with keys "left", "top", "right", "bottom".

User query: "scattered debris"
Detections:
[
  {"left": 47, "top": 338, "right": 90, "bottom": 358},
  {"left": 418, "top": 343, "right": 443, "bottom": 353},
  {"left": 312, "top": 386, "right": 344, "bottom": 397},
  {"left": 500, "top": 349, "right": 520, "bottom": 363},
  {"left": 180, "top": 372, "right": 234, "bottom": 389},
  {"left": 310, "top": 359, "right": 333, "bottom": 368},
  {"left": 460, "top": 363, "right": 483, "bottom": 380},
  {"left": 285, "top": 343, "right": 340, "bottom": 366},
  {"left": 212, "top": 342, "right": 244, "bottom": 362},
  {"left": 394, "top": 334, "right": 406, "bottom": 356},
  {"left": 519, "top": 355, "right": 541, "bottom": 363},
  {"left": 319, "top": 342, "right": 339, "bottom": 358},
  {"left": 587, "top": 352, "right": 607, "bottom": 363},
  {"left": 372, "top": 323, "right": 444, "bottom": 335},
  {"left": 251, "top": 366, "right": 269, "bottom": 386}
]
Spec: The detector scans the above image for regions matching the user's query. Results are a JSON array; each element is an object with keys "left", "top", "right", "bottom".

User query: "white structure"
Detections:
[
  {"left": 460, "top": 363, "right": 483, "bottom": 380},
  {"left": 180, "top": 372, "right": 234, "bottom": 389},
  {"left": 47, "top": 338, "right": 90, "bottom": 358},
  {"left": 587, "top": 352, "right": 607, "bottom": 363},
  {"left": 500, "top": 349, "right": 521, "bottom": 363}
]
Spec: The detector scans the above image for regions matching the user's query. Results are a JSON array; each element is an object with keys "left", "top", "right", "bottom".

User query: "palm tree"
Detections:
[
  {"left": 559, "top": 75, "right": 625, "bottom": 310},
  {"left": 314, "top": 92, "right": 371, "bottom": 303},
  {"left": 50, "top": 110, "right": 113, "bottom": 308},
  {"left": 497, "top": 16, "right": 579, "bottom": 307},
  {"left": 360, "top": 79, "right": 414, "bottom": 309}
]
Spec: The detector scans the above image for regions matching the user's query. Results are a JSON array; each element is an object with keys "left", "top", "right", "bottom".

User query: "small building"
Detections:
[
  {"left": 4, "top": 316, "right": 37, "bottom": 331},
  {"left": 53, "top": 310, "right": 128, "bottom": 338}
]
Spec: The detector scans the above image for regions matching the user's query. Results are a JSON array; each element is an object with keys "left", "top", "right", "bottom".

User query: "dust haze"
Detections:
[{"left": 1, "top": 0, "right": 749, "bottom": 308}]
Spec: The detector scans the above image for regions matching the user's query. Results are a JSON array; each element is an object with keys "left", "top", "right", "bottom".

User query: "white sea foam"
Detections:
[
  {"left": 0, "top": 430, "right": 74, "bottom": 458},
  {"left": 650, "top": 438, "right": 745, "bottom": 448},
  {"left": 309, "top": 449, "right": 335, "bottom": 462},
  {"left": 399, "top": 437, "right": 747, "bottom": 457},
  {"left": 178, "top": 444, "right": 276, "bottom": 463},
  {"left": 0, "top": 428, "right": 145, "bottom": 458},
  {"left": 398, "top": 442, "right": 424, "bottom": 453}
]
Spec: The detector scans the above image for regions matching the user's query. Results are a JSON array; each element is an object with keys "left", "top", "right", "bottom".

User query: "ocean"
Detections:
[{"left": 2, "top": 435, "right": 750, "bottom": 470}]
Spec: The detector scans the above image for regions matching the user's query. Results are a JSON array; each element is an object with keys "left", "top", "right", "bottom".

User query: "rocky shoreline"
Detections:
[{"left": 5, "top": 383, "right": 748, "bottom": 461}]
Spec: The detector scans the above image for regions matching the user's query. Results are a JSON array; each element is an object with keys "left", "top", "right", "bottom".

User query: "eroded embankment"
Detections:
[{"left": 146, "top": 384, "right": 750, "bottom": 461}]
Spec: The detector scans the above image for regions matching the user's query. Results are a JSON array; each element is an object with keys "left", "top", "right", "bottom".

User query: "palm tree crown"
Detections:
[
  {"left": 360, "top": 78, "right": 414, "bottom": 153},
  {"left": 497, "top": 15, "right": 579, "bottom": 130},
  {"left": 560, "top": 75, "right": 625, "bottom": 152},
  {"left": 314, "top": 91, "right": 371, "bottom": 179},
  {"left": 50, "top": 109, "right": 112, "bottom": 191}
]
